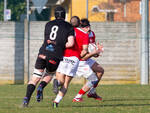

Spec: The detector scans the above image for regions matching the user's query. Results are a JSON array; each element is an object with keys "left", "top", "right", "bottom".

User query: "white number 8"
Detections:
[{"left": 49, "top": 26, "right": 59, "bottom": 40}]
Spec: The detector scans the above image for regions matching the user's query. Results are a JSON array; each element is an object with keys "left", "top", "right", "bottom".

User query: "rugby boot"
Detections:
[
  {"left": 72, "top": 98, "right": 83, "bottom": 102},
  {"left": 87, "top": 93, "right": 102, "bottom": 101},
  {"left": 22, "top": 97, "right": 29, "bottom": 107}
]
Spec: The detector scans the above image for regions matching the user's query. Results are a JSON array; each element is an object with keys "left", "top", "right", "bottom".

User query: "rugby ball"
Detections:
[{"left": 88, "top": 43, "right": 98, "bottom": 53}]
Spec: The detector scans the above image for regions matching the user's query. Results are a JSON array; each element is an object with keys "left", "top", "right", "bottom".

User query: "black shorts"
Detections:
[{"left": 35, "top": 55, "right": 60, "bottom": 73}]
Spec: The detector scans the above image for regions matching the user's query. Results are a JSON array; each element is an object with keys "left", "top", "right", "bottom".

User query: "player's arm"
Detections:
[
  {"left": 65, "top": 36, "right": 75, "bottom": 48},
  {"left": 65, "top": 25, "right": 75, "bottom": 48},
  {"left": 81, "top": 49, "right": 98, "bottom": 60},
  {"left": 81, "top": 49, "right": 100, "bottom": 60},
  {"left": 80, "top": 34, "right": 90, "bottom": 60},
  {"left": 80, "top": 44, "right": 88, "bottom": 58},
  {"left": 81, "top": 42, "right": 104, "bottom": 60}
]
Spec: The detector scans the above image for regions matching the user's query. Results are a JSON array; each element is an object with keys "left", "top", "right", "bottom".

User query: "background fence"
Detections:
[
  {"left": 0, "top": 0, "right": 149, "bottom": 85},
  {"left": 0, "top": 21, "right": 145, "bottom": 84}
]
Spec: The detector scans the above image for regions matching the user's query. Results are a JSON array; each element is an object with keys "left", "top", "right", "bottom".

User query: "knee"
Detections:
[
  {"left": 56, "top": 72, "right": 65, "bottom": 85},
  {"left": 58, "top": 79, "right": 65, "bottom": 86},
  {"left": 86, "top": 74, "right": 99, "bottom": 88},
  {"left": 96, "top": 68, "right": 104, "bottom": 77},
  {"left": 86, "top": 79, "right": 99, "bottom": 88},
  {"left": 28, "top": 78, "right": 40, "bottom": 86},
  {"left": 97, "top": 67, "right": 104, "bottom": 76}
]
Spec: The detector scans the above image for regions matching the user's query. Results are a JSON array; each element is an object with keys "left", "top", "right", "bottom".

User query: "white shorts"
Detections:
[
  {"left": 86, "top": 58, "right": 96, "bottom": 67},
  {"left": 56, "top": 56, "right": 79, "bottom": 77},
  {"left": 76, "top": 59, "right": 96, "bottom": 79}
]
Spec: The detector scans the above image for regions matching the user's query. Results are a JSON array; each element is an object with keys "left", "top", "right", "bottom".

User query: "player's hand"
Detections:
[
  {"left": 38, "top": 54, "right": 46, "bottom": 59},
  {"left": 93, "top": 54, "right": 99, "bottom": 58},
  {"left": 92, "top": 48, "right": 101, "bottom": 56},
  {"left": 47, "top": 40, "right": 51, "bottom": 44},
  {"left": 96, "top": 42, "right": 104, "bottom": 53}
]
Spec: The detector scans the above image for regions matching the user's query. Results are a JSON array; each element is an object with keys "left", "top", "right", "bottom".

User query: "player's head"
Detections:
[
  {"left": 80, "top": 18, "right": 90, "bottom": 33},
  {"left": 54, "top": 5, "right": 66, "bottom": 19},
  {"left": 70, "top": 16, "right": 80, "bottom": 27},
  {"left": 80, "top": 18, "right": 90, "bottom": 27}
]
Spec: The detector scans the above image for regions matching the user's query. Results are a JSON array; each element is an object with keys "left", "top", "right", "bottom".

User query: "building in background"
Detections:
[
  {"left": 49, "top": 0, "right": 107, "bottom": 22},
  {"left": 106, "top": 0, "right": 149, "bottom": 22},
  {"left": 47, "top": 0, "right": 150, "bottom": 22},
  {"left": 1, "top": 0, "right": 149, "bottom": 22}
]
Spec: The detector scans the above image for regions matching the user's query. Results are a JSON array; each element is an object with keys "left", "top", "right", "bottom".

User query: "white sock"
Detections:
[
  {"left": 54, "top": 94, "right": 63, "bottom": 103},
  {"left": 75, "top": 94, "right": 82, "bottom": 98}
]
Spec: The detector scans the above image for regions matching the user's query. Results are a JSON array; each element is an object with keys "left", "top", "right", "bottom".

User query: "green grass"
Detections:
[{"left": 0, "top": 84, "right": 150, "bottom": 113}]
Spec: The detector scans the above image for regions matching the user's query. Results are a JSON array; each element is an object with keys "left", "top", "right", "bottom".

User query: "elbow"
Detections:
[
  {"left": 66, "top": 36, "right": 75, "bottom": 48},
  {"left": 66, "top": 41, "right": 74, "bottom": 48}
]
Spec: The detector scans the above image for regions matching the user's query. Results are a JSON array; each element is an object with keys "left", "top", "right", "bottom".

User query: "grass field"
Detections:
[{"left": 0, "top": 84, "right": 150, "bottom": 113}]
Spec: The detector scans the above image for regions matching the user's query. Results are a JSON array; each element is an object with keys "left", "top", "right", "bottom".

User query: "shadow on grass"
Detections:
[
  {"left": 1, "top": 103, "right": 150, "bottom": 110},
  {"left": 70, "top": 98, "right": 150, "bottom": 108},
  {"left": 21, "top": 98, "right": 150, "bottom": 108},
  {"left": 1, "top": 102, "right": 150, "bottom": 110},
  {"left": 103, "top": 98, "right": 150, "bottom": 102},
  {"left": 72, "top": 103, "right": 150, "bottom": 108}
]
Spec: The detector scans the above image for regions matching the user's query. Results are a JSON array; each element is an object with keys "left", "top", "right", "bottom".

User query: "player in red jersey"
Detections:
[
  {"left": 52, "top": 19, "right": 89, "bottom": 108},
  {"left": 86, "top": 30, "right": 104, "bottom": 101},
  {"left": 52, "top": 18, "right": 102, "bottom": 108},
  {"left": 72, "top": 18, "right": 104, "bottom": 102},
  {"left": 73, "top": 30, "right": 104, "bottom": 102}
]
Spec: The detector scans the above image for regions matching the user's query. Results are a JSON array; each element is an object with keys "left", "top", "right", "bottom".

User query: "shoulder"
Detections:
[
  {"left": 63, "top": 21, "right": 73, "bottom": 28},
  {"left": 45, "top": 20, "right": 55, "bottom": 27},
  {"left": 91, "top": 31, "right": 95, "bottom": 35},
  {"left": 75, "top": 28, "right": 87, "bottom": 34},
  {"left": 89, "top": 31, "right": 95, "bottom": 37}
]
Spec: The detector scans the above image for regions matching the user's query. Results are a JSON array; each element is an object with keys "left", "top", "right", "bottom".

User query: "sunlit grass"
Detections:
[{"left": 0, "top": 84, "right": 150, "bottom": 113}]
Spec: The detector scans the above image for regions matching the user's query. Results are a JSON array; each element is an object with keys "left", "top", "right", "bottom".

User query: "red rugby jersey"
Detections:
[
  {"left": 89, "top": 30, "right": 95, "bottom": 43},
  {"left": 64, "top": 27, "right": 89, "bottom": 60}
]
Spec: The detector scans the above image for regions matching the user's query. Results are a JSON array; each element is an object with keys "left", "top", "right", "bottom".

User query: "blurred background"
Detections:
[
  {"left": 0, "top": 0, "right": 147, "bottom": 22},
  {"left": 0, "top": 0, "right": 149, "bottom": 85}
]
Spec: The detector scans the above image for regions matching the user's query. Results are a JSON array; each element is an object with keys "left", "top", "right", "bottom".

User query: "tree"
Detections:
[
  {"left": 0, "top": 0, "right": 51, "bottom": 21},
  {"left": 0, "top": 1, "right": 4, "bottom": 21},
  {"left": 0, "top": 0, "right": 26, "bottom": 21}
]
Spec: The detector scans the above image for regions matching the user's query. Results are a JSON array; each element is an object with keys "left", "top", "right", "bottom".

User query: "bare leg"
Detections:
[
  {"left": 88, "top": 62, "right": 104, "bottom": 92},
  {"left": 87, "top": 62, "right": 104, "bottom": 100},
  {"left": 53, "top": 74, "right": 73, "bottom": 107}
]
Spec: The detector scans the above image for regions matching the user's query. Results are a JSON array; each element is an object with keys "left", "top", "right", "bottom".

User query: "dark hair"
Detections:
[
  {"left": 54, "top": 5, "right": 66, "bottom": 19},
  {"left": 70, "top": 16, "right": 80, "bottom": 27},
  {"left": 80, "top": 18, "right": 90, "bottom": 27}
]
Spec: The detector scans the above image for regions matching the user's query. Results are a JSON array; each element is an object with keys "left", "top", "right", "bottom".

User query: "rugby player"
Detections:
[
  {"left": 36, "top": 17, "right": 104, "bottom": 105},
  {"left": 22, "top": 5, "right": 75, "bottom": 107},
  {"left": 73, "top": 24, "right": 104, "bottom": 102},
  {"left": 52, "top": 18, "right": 90, "bottom": 108},
  {"left": 52, "top": 18, "right": 102, "bottom": 108}
]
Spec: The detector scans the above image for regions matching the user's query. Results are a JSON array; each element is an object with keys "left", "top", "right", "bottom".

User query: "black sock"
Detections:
[
  {"left": 25, "top": 84, "right": 35, "bottom": 101},
  {"left": 38, "top": 81, "right": 48, "bottom": 89}
]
